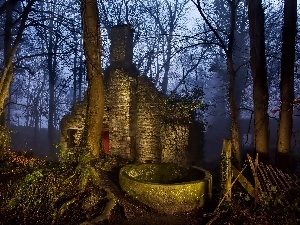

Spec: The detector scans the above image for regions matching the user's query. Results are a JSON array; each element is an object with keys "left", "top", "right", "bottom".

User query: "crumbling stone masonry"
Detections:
[{"left": 60, "top": 24, "right": 203, "bottom": 165}]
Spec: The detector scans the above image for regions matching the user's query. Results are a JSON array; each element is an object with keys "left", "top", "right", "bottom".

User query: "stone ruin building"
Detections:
[{"left": 60, "top": 24, "right": 204, "bottom": 165}]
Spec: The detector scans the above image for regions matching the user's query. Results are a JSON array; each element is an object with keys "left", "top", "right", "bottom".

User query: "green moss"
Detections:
[{"left": 119, "top": 163, "right": 212, "bottom": 214}]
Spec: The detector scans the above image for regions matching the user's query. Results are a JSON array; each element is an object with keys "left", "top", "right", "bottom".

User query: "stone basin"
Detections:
[{"left": 119, "top": 163, "right": 212, "bottom": 214}]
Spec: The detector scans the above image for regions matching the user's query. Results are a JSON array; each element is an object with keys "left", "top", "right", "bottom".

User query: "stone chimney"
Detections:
[{"left": 109, "top": 24, "right": 134, "bottom": 69}]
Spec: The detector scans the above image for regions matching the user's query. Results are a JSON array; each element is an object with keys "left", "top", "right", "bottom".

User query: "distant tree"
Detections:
[
  {"left": 0, "top": 0, "right": 37, "bottom": 155},
  {"left": 169, "top": 50, "right": 203, "bottom": 96},
  {"left": 277, "top": 0, "right": 297, "bottom": 171},
  {"left": 0, "top": 0, "right": 83, "bottom": 157},
  {"left": 206, "top": 0, "right": 249, "bottom": 145},
  {"left": 98, "top": 0, "right": 143, "bottom": 68},
  {"left": 264, "top": 2, "right": 283, "bottom": 86},
  {"left": 23, "top": 0, "right": 82, "bottom": 153},
  {"left": 140, "top": 0, "right": 190, "bottom": 95},
  {"left": 44, "top": 0, "right": 60, "bottom": 154},
  {"left": 99, "top": 0, "right": 194, "bottom": 95},
  {"left": 192, "top": 0, "right": 242, "bottom": 168},
  {"left": 80, "top": 0, "right": 104, "bottom": 158},
  {"left": 71, "top": 26, "right": 85, "bottom": 105}
]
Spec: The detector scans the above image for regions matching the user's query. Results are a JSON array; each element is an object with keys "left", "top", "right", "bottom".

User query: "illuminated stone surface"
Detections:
[
  {"left": 119, "top": 163, "right": 212, "bottom": 214},
  {"left": 107, "top": 68, "right": 137, "bottom": 160},
  {"left": 136, "top": 76, "right": 164, "bottom": 163},
  {"left": 161, "top": 124, "right": 189, "bottom": 164}
]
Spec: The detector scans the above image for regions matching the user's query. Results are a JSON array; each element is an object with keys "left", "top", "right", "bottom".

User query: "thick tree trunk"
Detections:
[
  {"left": 277, "top": 0, "right": 297, "bottom": 172},
  {"left": 247, "top": 0, "right": 269, "bottom": 163},
  {"left": 227, "top": 55, "right": 241, "bottom": 169},
  {"left": 227, "top": 0, "right": 241, "bottom": 169},
  {"left": 81, "top": 0, "right": 104, "bottom": 158}
]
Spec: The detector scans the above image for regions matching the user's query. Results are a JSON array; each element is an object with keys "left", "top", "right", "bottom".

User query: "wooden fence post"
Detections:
[{"left": 221, "top": 139, "right": 232, "bottom": 201}]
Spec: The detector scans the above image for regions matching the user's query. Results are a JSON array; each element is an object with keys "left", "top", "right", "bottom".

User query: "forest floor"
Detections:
[{"left": 0, "top": 151, "right": 299, "bottom": 225}]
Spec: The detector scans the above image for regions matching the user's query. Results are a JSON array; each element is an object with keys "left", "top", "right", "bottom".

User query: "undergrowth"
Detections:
[
  {"left": 0, "top": 150, "right": 128, "bottom": 225},
  {"left": 1, "top": 149, "right": 299, "bottom": 225}
]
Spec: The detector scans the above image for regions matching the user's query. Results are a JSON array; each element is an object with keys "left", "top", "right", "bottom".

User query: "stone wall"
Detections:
[
  {"left": 60, "top": 94, "right": 110, "bottom": 153},
  {"left": 60, "top": 101, "right": 86, "bottom": 151},
  {"left": 136, "top": 76, "right": 164, "bottom": 162},
  {"left": 109, "top": 24, "right": 133, "bottom": 70},
  {"left": 159, "top": 101, "right": 193, "bottom": 165},
  {"left": 161, "top": 123, "right": 189, "bottom": 164},
  {"left": 106, "top": 68, "right": 137, "bottom": 160}
]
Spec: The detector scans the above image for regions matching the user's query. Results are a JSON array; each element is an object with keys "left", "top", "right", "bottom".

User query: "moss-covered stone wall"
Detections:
[
  {"left": 136, "top": 76, "right": 164, "bottom": 163},
  {"left": 60, "top": 101, "right": 86, "bottom": 151},
  {"left": 106, "top": 68, "right": 137, "bottom": 161},
  {"left": 161, "top": 123, "right": 189, "bottom": 164}
]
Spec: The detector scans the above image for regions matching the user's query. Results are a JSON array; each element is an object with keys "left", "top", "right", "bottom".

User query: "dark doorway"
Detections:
[
  {"left": 101, "top": 131, "right": 109, "bottom": 154},
  {"left": 67, "top": 129, "right": 77, "bottom": 148}
]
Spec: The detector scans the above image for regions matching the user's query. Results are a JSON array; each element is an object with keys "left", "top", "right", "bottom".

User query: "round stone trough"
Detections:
[{"left": 119, "top": 163, "right": 212, "bottom": 214}]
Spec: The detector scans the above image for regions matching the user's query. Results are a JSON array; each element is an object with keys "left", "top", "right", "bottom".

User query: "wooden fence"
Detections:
[{"left": 221, "top": 139, "right": 300, "bottom": 206}]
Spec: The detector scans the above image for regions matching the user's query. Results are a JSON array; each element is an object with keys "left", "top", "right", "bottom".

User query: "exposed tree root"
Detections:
[{"left": 80, "top": 188, "right": 116, "bottom": 225}]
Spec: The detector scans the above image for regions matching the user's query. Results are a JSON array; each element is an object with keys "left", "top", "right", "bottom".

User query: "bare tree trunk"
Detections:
[
  {"left": 34, "top": 102, "right": 39, "bottom": 150},
  {"left": 161, "top": 35, "right": 172, "bottom": 95},
  {"left": 73, "top": 47, "right": 78, "bottom": 105},
  {"left": 47, "top": 21, "right": 57, "bottom": 156},
  {"left": 247, "top": 0, "right": 269, "bottom": 163},
  {"left": 81, "top": 0, "right": 105, "bottom": 158},
  {"left": 78, "top": 51, "right": 84, "bottom": 101},
  {"left": 277, "top": 0, "right": 297, "bottom": 172},
  {"left": 72, "top": 24, "right": 79, "bottom": 105}
]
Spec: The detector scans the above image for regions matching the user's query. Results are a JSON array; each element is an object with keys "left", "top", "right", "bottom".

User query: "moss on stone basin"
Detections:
[{"left": 119, "top": 163, "right": 212, "bottom": 214}]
